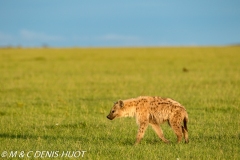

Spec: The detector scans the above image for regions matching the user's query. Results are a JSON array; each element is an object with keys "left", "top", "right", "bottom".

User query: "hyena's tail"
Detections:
[
  {"left": 183, "top": 114, "right": 188, "bottom": 132},
  {"left": 182, "top": 113, "right": 189, "bottom": 143}
]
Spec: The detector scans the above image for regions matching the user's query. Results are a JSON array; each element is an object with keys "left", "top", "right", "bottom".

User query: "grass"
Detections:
[{"left": 0, "top": 47, "right": 239, "bottom": 159}]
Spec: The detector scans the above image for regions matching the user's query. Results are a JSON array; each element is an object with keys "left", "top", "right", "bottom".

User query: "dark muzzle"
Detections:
[{"left": 106, "top": 115, "right": 113, "bottom": 120}]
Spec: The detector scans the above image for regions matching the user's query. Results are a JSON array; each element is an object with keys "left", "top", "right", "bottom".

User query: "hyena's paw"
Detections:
[
  {"left": 134, "top": 142, "right": 140, "bottom": 146},
  {"left": 164, "top": 140, "right": 171, "bottom": 144}
]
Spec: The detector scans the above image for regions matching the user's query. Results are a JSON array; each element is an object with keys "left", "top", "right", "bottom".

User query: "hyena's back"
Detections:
[{"left": 148, "top": 97, "right": 188, "bottom": 124}]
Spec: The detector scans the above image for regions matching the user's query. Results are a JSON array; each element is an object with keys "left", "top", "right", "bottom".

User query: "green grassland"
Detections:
[{"left": 0, "top": 47, "right": 239, "bottom": 159}]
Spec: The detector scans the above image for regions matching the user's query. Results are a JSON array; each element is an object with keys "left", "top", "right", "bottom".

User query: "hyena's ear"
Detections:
[{"left": 119, "top": 100, "right": 124, "bottom": 107}]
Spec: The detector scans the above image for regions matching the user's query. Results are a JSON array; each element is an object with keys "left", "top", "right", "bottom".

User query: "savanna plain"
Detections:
[{"left": 0, "top": 47, "right": 239, "bottom": 160}]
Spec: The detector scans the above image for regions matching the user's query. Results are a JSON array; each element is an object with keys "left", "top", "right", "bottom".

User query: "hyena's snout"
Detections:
[{"left": 106, "top": 114, "right": 114, "bottom": 120}]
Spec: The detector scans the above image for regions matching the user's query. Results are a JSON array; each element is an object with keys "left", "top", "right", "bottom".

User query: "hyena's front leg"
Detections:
[
  {"left": 150, "top": 123, "right": 169, "bottom": 143},
  {"left": 135, "top": 121, "right": 149, "bottom": 145}
]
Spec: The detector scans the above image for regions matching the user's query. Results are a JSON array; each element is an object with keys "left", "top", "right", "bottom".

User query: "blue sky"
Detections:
[{"left": 0, "top": 0, "right": 240, "bottom": 47}]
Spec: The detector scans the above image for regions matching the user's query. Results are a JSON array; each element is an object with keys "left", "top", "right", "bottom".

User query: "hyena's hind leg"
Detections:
[
  {"left": 169, "top": 115, "right": 183, "bottom": 143},
  {"left": 149, "top": 123, "right": 169, "bottom": 143},
  {"left": 172, "top": 124, "right": 183, "bottom": 143}
]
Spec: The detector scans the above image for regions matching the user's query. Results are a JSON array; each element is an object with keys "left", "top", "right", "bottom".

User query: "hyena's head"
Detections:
[{"left": 106, "top": 100, "right": 124, "bottom": 120}]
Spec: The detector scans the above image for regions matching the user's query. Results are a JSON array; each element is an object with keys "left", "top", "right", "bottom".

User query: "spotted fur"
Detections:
[{"left": 106, "top": 96, "right": 189, "bottom": 145}]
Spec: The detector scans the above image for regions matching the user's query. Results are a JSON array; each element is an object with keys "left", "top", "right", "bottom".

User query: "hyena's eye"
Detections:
[{"left": 111, "top": 110, "right": 115, "bottom": 113}]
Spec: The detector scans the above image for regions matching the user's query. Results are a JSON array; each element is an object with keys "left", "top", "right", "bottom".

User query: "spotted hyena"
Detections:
[{"left": 106, "top": 96, "right": 189, "bottom": 145}]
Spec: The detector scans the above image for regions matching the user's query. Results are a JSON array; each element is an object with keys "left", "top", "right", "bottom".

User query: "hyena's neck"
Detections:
[{"left": 122, "top": 99, "right": 137, "bottom": 117}]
